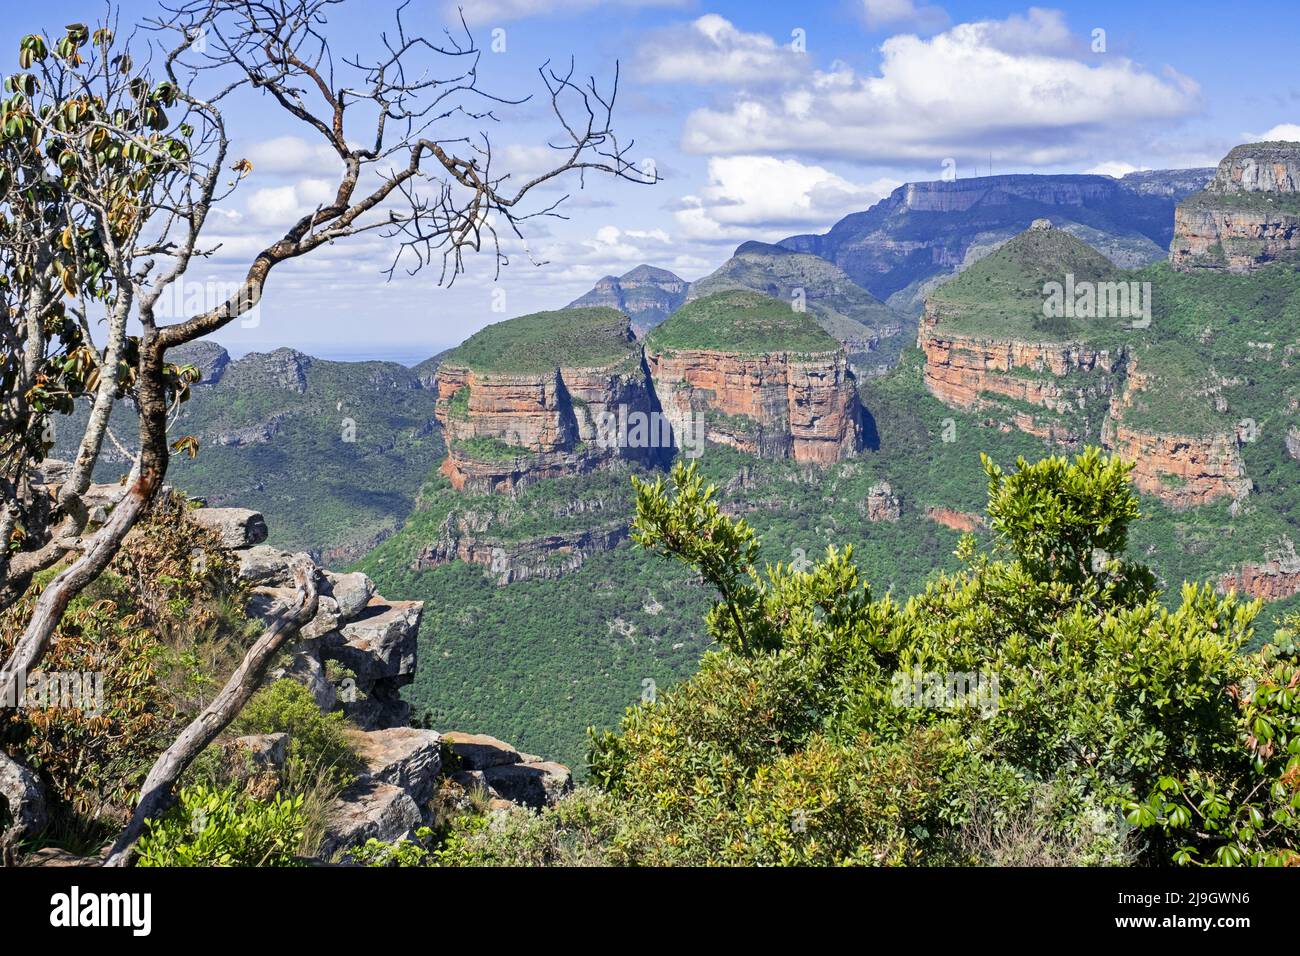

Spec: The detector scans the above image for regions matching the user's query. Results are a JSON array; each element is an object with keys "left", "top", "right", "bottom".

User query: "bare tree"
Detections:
[{"left": 0, "top": 0, "right": 655, "bottom": 862}]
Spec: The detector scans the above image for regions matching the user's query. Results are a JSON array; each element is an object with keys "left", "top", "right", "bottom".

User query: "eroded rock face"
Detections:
[
  {"left": 1287, "top": 426, "right": 1300, "bottom": 463},
  {"left": 864, "top": 481, "right": 902, "bottom": 522},
  {"left": 1170, "top": 142, "right": 1300, "bottom": 273},
  {"left": 924, "top": 506, "right": 984, "bottom": 532},
  {"left": 646, "top": 347, "right": 863, "bottom": 463},
  {"left": 415, "top": 514, "right": 629, "bottom": 584},
  {"left": 1218, "top": 563, "right": 1300, "bottom": 603},
  {"left": 917, "top": 308, "right": 1124, "bottom": 446},
  {"left": 1101, "top": 418, "right": 1251, "bottom": 509},
  {"left": 190, "top": 507, "right": 269, "bottom": 548},
  {"left": 435, "top": 356, "right": 660, "bottom": 494}
]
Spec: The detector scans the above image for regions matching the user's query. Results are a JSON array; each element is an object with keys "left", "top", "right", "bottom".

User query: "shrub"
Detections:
[
  {"left": 231, "top": 680, "right": 359, "bottom": 786},
  {"left": 135, "top": 785, "right": 305, "bottom": 867}
]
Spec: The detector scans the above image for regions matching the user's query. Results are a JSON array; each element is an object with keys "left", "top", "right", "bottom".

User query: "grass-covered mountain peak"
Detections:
[
  {"left": 442, "top": 306, "right": 638, "bottom": 374},
  {"left": 928, "top": 224, "right": 1125, "bottom": 338},
  {"left": 646, "top": 289, "right": 840, "bottom": 355}
]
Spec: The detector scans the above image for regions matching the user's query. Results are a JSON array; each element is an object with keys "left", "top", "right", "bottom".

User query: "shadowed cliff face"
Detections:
[{"left": 1171, "top": 142, "right": 1300, "bottom": 273}]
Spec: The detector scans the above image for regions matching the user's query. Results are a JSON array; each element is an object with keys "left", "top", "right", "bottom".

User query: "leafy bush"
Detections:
[
  {"left": 135, "top": 785, "right": 305, "bottom": 867},
  {"left": 586, "top": 451, "right": 1261, "bottom": 865},
  {"left": 231, "top": 680, "right": 359, "bottom": 786}
]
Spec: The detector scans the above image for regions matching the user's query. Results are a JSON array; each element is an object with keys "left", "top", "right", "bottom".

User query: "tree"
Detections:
[
  {"left": 591, "top": 450, "right": 1259, "bottom": 865},
  {"left": 0, "top": 0, "right": 654, "bottom": 864}
]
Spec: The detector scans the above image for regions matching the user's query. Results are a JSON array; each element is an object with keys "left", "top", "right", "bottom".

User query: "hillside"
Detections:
[
  {"left": 52, "top": 343, "right": 444, "bottom": 564},
  {"left": 684, "top": 242, "right": 908, "bottom": 369},
  {"left": 564, "top": 264, "right": 689, "bottom": 334}
]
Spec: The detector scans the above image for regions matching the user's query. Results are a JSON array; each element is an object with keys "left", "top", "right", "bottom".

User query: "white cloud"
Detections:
[
  {"left": 861, "top": 0, "right": 949, "bottom": 32},
  {"left": 454, "top": 0, "right": 686, "bottom": 26},
  {"left": 1086, "top": 161, "right": 1144, "bottom": 177},
  {"left": 242, "top": 136, "right": 342, "bottom": 176},
  {"left": 635, "top": 14, "right": 806, "bottom": 85},
  {"left": 674, "top": 156, "right": 900, "bottom": 241},
  {"left": 681, "top": 13, "right": 1200, "bottom": 166},
  {"left": 1249, "top": 123, "right": 1300, "bottom": 142},
  {"left": 246, "top": 178, "right": 338, "bottom": 227}
]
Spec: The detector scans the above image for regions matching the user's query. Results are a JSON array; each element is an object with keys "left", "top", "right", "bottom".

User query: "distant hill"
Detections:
[
  {"left": 565, "top": 264, "right": 689, "bottom": 335},
  {"left": 53, "top": 342, "right": 445, "bottom": 564},
  {"left": 779, "top": 169, "right": 1214, "bottom": 314}
]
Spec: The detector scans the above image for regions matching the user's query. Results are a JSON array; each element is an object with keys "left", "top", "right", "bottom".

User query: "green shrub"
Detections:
[
  {"left": 232, "top": 680, "right": 358, "bottom": 785},
  {"left": 135, "top": 785, "right": 305, "bottom": 867}
]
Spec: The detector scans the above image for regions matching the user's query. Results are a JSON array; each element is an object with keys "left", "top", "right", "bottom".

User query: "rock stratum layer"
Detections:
[
  {"left": 1170, "top": 142, "right": 1300, "bottom": 272},
  {"left": 646, "top": 346, "right": 863, "bottom": 463}
]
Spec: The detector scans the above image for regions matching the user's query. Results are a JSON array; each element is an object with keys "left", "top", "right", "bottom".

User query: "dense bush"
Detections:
[
  {"left": 135, "top": 785, "right": 305, "bottom": 867},
  {"left": 575, "top": 450, "right": 1268, "bottom": 865}
]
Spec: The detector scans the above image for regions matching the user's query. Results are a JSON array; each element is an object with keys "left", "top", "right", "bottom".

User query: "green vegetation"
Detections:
[
  {"left": 451, "top": 436, "right": 530, "bottom": 462},
  {"left": 367, "top": 452, "right": 1298, "bottom": 866},
  {"left": 646, "top": 290, "right": 838, "bottom": 355},
  {"left": 135, "top": 785, "right": 306, "bottom": 867},
  {"left": 442, "top": 307, "right": 638, "bottom": 374},
  {"left": 233, "top": 681, "right": 360, "bottom": 787}
]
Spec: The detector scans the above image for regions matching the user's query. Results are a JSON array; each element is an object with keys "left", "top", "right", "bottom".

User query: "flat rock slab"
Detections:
[
  {"left": 352, "top": 727, "right": 442, "bottom": 806},
  {"left": 320, "top": 780, "right": 421, "bottom": 860},
  {"left": 321, "top": 599, "right": 422, "bottom": 682},
  {"left": 191, "top": 507, "right": 269, "bottom": 548},
  {"left": 443, "top": 732, "right": 522, "bottom": 770}
]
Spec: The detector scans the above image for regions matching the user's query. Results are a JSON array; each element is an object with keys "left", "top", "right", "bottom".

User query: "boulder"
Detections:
[
  {"left": 319, "top": 600, "right": 421, "bottom": 683},
  {"left": 236, "top": 545, "right": 295, "bottom": 587},
  {"left": 319, "top": 781, "right": 421, "bottom": 859},
  {"left": 0, "top": 751, "right": 48, "bottom": 845},
  {"left": 190, "top": 507, "right": 269, "bottom": 548},
  {"left": 322, "top": 571, "right": 376, "bottom": 621},
  {"left": 443, "top": 732, "right": 522, "bottom": 770},
  {"left": 481, "top": 761, "right": 573, "bottom": 809},
  {"left": 233, "top": 733, "right": 289, "bottom": 770},
  {"left": 351, "top": 728, "right": 442, "bottom": 806}
]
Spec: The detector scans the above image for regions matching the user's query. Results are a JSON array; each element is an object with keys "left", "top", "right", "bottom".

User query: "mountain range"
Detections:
[{"left": 75, "top": 152, "right": 1297, "bottom": 771}]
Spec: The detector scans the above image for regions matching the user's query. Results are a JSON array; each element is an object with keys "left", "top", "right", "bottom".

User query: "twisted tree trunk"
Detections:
[{"left": 104, "top": 554, "right": 320, "bottom": 867}]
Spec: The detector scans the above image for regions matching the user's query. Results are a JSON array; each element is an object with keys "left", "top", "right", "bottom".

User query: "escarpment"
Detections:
[
  {"left": 434, "top": 307, "right": 663, "bottom": 494},
  {"left": 439, "top": 293, "right": 866, "bottom": 487},
  {"left": 644, "top": 290, "right": 864, "bottom": 464},
  {"left": 1170, "top": 142, "right": 1300, "bottom": 272}
]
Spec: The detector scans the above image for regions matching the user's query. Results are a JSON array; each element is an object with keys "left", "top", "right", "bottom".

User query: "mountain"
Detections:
[
  {"left": 1170, "top": 141, "right": 1300, "bottom": 272},
  {"left": 779, "top": 169, "right": 1214, "bottom": 314},
  {"left": 684, "top": 241, "right": 908, "bottom": 370},
  {"left": 54, "top": 343, "right": 445, "bottom": 564},
  {"left": 564, "top": 264, "right": 689, "bottom": 335}
]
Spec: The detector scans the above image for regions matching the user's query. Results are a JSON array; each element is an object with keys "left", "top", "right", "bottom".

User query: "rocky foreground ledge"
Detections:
[
  {"left": 199, "top": 504, "right": 574, "bottom": 858},
  {"left": 13, "top": 474, "right": 572, "bottom": 865}
]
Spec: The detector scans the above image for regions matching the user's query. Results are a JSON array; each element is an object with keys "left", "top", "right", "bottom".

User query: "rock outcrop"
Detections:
[
  {"left": 434, "top": 309, "right": 662, "bottom": 494},
  {"left": 1170, "top": 142, "right": 1300, "bottom": 272},
  {"left": 1217, "top": 537, "right": 1300, "bottom": 604},
  {"left": 415, "top": 512, "right": 629, "bottom": 584},
  {"left": 1100, "top": 416, "right": 1251, "bottom": 510},
  {"left": 924, "top": 506, "right": 984, "bottom": 532},
  {"left": 917, "top": 310, "right": 1125, "bottom": 446},
  {"left": 647, "top": 347, "right": 864, "bottom": 463},
  {"left": 863, "top": 481, "right": 902, "bottom": 522}
]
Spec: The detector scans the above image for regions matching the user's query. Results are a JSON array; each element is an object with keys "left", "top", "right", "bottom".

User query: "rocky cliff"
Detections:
[
  {"left": 779, "top": 170, "right": 1210, "bottom": 311},
  {"left": 644, "top": 291, "right": 864, "bottom": 464},
  {"left": 199, "top": 502, "right": 573, "bottom": 858},
  {"left": 1170, "top": 142, "right": 1300, "bottom": 272},
  {"left": 434, "top": 308, "right": 662, "bottom": 493}
]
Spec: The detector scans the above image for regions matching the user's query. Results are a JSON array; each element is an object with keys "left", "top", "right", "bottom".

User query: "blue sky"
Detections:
[{"left": 7, "top": 0, "right": 1299, "bottom": 361}]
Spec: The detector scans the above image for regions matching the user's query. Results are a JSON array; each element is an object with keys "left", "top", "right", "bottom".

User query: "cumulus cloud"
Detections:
[
  {"left": 242, "top": 136, "right": 342, "bottom": 176},
  {"left": 1085, "top": 161, "right": 1144, "bottom": 177},
  {"left": 1249, "top": 123, "right": 1300, "bottom": 142},
  {"left": 635, "top": 14, "right": 806, "bottom": 85},
  {"left": 681, "top": 12, "right": 1200, "bottom": 166},
  {"left": 453, "top": 0, "right": 686, "bottom": 26},
  {"left": 861, "top": 0, "right": 949, "bottom": 33},
  {"left": 245, "top": 178, "right": 339, "bottom": 227},
  {"left": 674, "top": 156, "right": 900, "bottom": 241}
]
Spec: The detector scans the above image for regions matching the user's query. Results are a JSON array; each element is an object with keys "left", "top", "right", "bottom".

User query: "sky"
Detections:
[{"left": 7, "top": 0, "right": 1300, "bottom": 362}]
